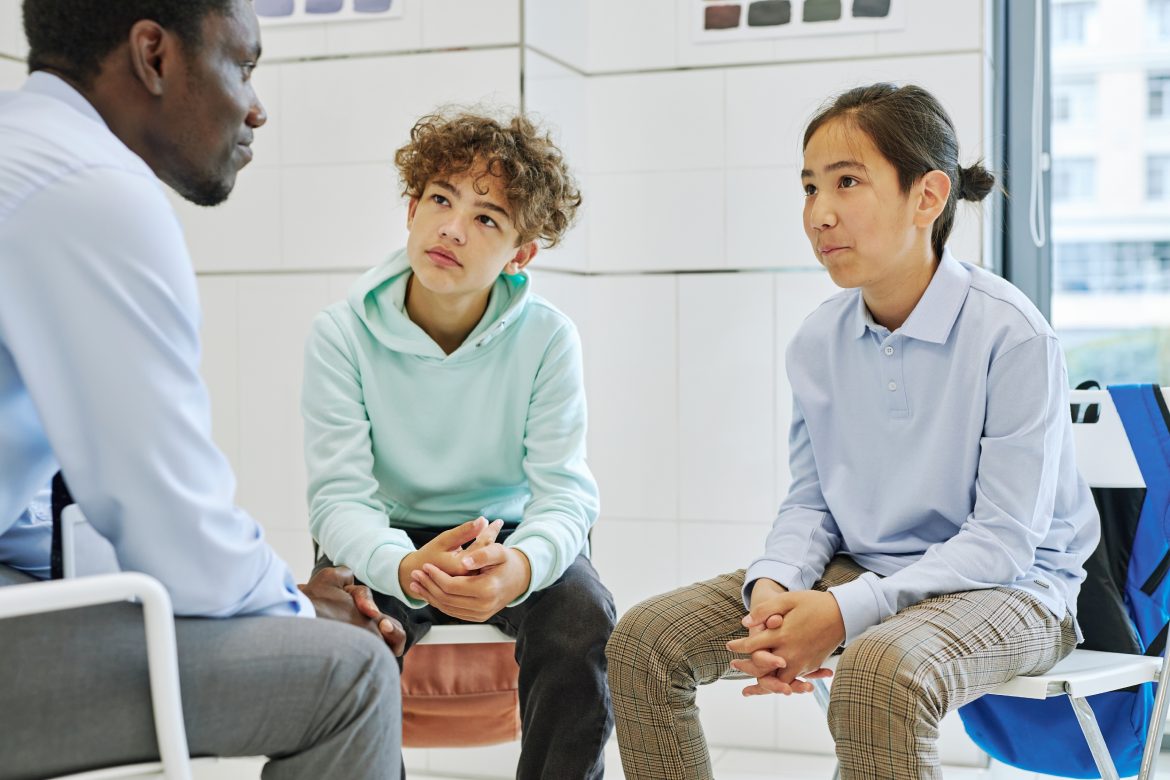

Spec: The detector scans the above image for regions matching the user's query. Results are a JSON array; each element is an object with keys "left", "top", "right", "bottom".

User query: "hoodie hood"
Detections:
[{"left": 348, "top": 248, "right": 532, "bottom": 361}]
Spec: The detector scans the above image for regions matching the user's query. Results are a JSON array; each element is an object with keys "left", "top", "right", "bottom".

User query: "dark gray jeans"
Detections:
[{"left": 0, "top": 563, "right": 401, "bottom": 780}]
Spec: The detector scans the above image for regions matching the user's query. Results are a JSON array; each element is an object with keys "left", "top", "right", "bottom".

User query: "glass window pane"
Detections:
[{"left": 1051, "top": 2, "right": 1170, "bottom": 384}]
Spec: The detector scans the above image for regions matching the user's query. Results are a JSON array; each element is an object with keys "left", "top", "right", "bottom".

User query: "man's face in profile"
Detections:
[{"left": 164, "top": 0, "right": 266, "bottom": 207}]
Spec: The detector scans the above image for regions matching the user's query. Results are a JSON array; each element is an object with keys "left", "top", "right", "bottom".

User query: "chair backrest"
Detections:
[{"left": 1069, "top": 388, "right": 1149, "bottom": 489}]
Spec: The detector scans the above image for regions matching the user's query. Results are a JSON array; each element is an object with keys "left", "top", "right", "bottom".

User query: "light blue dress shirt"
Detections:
[
  {"left": 0, "top": 73, "right": 312, "bottom": 617},
  {"left": 745, "top": 250, "right": 1100, "bottom": 644}
]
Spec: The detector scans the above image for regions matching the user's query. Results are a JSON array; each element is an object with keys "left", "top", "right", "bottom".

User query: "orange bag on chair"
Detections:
[{"left": 400, "top": 642, "right": 521, "bottom": 747}]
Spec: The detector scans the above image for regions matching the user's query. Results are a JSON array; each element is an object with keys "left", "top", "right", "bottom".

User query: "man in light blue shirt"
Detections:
[{"left": 0, "top": 1, "right": 402, "bottom": 777}]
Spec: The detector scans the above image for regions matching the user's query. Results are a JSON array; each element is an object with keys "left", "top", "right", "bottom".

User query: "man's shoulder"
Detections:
[{"left": 0, "top": 90, "right": 153, "bottom": 221}]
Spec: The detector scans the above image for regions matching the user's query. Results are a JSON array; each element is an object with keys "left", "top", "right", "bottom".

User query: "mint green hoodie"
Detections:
[{"left": 302, "top": 249, "right": 599, "bottom": 606}]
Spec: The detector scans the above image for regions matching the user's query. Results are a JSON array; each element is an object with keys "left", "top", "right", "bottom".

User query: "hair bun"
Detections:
[{"left": 957, "top": 162, "right": 995, "bottom": 202}]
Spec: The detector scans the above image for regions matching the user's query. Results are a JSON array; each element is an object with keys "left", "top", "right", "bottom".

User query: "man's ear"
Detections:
[
  {"left": 126, "top": 20, "right": 171, "bottom": 97},
  {"left": 914, "top": 170, "right": 952, "bottom": 228},
  {"left": 504, "top": 241, "right": 538, "bottom": 275},
  {"left": 406, "top": 196, "right": 419, "bottom": 230}
]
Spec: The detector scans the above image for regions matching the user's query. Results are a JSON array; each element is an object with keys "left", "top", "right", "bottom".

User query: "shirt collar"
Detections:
[
  {"left": 851, "top": 248, "right": 972, "bottom": 344},
  {"left": 22, "top": 71, "right": 108, "bottom": 128}
]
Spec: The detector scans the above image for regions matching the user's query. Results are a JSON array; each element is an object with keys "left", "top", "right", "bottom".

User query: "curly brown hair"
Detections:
[{"left": 394, "top": 109, "right": 582, "bottom": 248}]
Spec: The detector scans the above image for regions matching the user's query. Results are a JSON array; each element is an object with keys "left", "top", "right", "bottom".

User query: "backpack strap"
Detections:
[
  {"left": 1109, "top": 384, "right": 1170, "bottom": 650},
  {"left": 1109, "top": 385, "right": 1170, "bottom": 495}
]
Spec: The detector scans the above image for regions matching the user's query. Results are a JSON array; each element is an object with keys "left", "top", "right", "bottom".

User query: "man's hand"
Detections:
[
  {"left": 301, "top": 566, "right": 407, "bottom": 656},
  {"left": 407, "top": 546, "right": 532, "bottom": 622},
  {"left": 726, "top": 585, "right": 842, "bottom": 696},
  {"left": 397, "top": 517, "right": 503, "bottom": 596}
]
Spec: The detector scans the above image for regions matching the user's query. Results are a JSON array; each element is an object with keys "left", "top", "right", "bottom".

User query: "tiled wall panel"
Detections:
[
  {"left": 0, "top": 56, "right": 22, "bottom": 90},
  {"left": 678, "top": 274, "right": 776, "bottom": 523}
]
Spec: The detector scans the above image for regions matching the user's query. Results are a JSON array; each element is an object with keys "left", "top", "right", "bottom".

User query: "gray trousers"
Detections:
[{"left": 0, "top": 564, "right": 401, "bottom": 780}]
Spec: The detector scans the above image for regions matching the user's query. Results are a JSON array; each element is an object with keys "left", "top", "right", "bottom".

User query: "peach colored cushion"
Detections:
[{"left": 401, "top": 642, "right": 521, "bottom": 747}]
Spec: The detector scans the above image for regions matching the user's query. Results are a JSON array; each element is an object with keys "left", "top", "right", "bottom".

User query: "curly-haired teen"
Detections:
[
  {"left": 303, "top": 109, "right": 615, "bottom": 779},
  {"left": 606, "top": 83, "right": 1099, "bottom": 780}
]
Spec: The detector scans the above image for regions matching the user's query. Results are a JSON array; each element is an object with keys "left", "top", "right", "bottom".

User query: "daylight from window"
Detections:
[{"left": 1050, "top": 0, "right": 1170, "bottom": 384}]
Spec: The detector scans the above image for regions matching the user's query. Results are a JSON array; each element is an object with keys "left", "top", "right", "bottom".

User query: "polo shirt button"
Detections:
[
  {"left": 884, "top": 346, "right": 894, "bottom": 356},
  {"left": 887, "top": 381, "right": 897, "bottom": 391}
]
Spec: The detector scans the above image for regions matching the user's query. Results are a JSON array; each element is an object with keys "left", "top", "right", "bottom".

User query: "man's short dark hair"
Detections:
[{"left": 23, "top": 0, "right": 236, "bottom": 86}]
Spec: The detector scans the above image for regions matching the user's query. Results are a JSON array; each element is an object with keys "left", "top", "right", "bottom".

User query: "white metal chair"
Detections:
[
  {"left": 809, "top": 388, "right": 1170, "bottom": 780},
  {"left": 0, "top": 568, "right": 193, "bottom": 780}
]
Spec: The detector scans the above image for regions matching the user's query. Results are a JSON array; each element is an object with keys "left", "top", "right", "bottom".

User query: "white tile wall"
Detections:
[
  {"left": 725, "top": 53, "right": 985, "bottom": 170},
  {"left": 678, "top": 274, "right": 776, "bottom": 523},
  {"left": 726, "top": 166, "right": 814, "bottom": 270},
  {"left": 258, "top": 0, "right": 519, "bottom": 62},
  {"left": 421, "top": 0, "right": 519, "bottom": 49},
  {"left": 279, "top": 49, "right": 520, "bottom": 167},
  {"left": 526, "top": 0, "right": 983, "bottom": 75},
  {"left": 587, "top": 170, "right": 725, "bottom": 271},
  {"left": 0, "top": 0, "right": 25, "bottom": 61},
  {"left": 524, "top": 0, "right": 589, "bottom": 72},
  {"left": 0, "top": 56, "right": 22, "bottom": 90},
  {"left": 592, "top": 517, "right": 680, "bottom": 615},
  {"left": 234, "top": 275, "right": 336, "bottom": 533},
  {"left": 280, "top": 163, "right": 405, "bottom": 270},
  {"left": 174, "top": 166, "right": 284, "bottom": 273},
  {"left": 586, "top": 69, "right": 724, "bottom": 175},
  {"left": 583, "top": 275, "right": 678, "bottom": 521}
]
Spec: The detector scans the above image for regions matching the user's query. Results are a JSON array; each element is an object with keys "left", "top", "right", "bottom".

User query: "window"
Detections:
[
  {"left": 1055, "top": 242, "right": 1170, "bottom": 293},
  {"left": 1052, "top": 158, "right": 1096, "bottom": 202},
  {"left": 1038, "top": 0, "right": 1170, "bottom": 384},
  {"left": 1053, "top": 77, "right": 1096, "bottom": 124},
  {"left": 1150, "top": 72, "right": 1170, "bottom": 119},
  {"left": 1149, "top": 156, "right": 1170, "bottom": 200},
  {"left": 1053, "top": 1, "right": 1095, "bottom": 46},
  {"left": 1151, "top": 0, "right": 1170, "bottom": 43}
]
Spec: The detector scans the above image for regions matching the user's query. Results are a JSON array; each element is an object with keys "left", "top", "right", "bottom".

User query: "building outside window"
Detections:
[
  {"left": 1054, "top": 77, "right": 1096, "bottom": 124},
  {"left": 1049, "top": 1, "right": 1170, "bottom": 384},
  {"left": 1150, "top": 0, "right": 1170, "bottom": 43},
  {"left": 1052, "top": 0, "right": 1095, "bottom": 47},
  {"left": 1149, "top": 156, "right": 1170, "bottom": 201},
  {"left": 1151, "top": 72, "right": 1170, "bottom": 120},
  {"left": 1052, "top": 158, "right": 1096, "bottom": 202}
]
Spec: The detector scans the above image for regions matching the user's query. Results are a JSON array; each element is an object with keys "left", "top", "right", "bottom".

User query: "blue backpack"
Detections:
[{"left": 958, "top": 384, "right": 1170, "bottom": 778}]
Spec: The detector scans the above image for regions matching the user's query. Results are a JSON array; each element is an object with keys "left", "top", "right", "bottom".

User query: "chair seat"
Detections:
[
  {"left": 416, "top": 623, "right": 513, "bottom": 645},
  {"left": 820, "top": 649, "right": 1160, "bottom": 701}
]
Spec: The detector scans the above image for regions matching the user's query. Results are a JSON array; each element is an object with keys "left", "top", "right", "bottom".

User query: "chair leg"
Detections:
[
  {"left": 1068, "top": 695, "right": 1121, "bottom": 780},
  {"left": 811, "top": 679, "right": 840, "bottom": 780},
  {"left": 1139, "top": 658, "right": 1170, "bottom": 780}
]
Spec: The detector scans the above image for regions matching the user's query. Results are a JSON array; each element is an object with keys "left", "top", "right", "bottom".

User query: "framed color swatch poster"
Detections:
[
  {"left": 254, "top": 0, "right": 402, "bottom": 24},
  {"left": 694, "top": 0, "right": 904, "bottom": 42}
]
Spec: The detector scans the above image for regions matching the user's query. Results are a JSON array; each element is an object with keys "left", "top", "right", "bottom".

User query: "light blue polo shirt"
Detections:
[{"left": 746, "top": 250, "right": 1100, "bottom": 644}]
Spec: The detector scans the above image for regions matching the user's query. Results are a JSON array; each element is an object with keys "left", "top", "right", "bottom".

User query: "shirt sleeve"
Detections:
[
  {"left": 504, "top": 321, "right": 599, "bottom": 604},
  {"left": 0, "top": 168, "right": 312, "bottom": 618},
  {"left": 743, "top": 395, "right": 842, "bottom": 607},
  {"left": 827, "top": 334, "right": 1067, "bottom": 643},
  {"left": 301, "top": 311, "right": 424, "bottom": 607}
]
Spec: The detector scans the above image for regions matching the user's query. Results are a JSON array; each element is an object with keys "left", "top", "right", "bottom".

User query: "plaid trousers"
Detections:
[{"left": 606, "top": 556, "right": 1076, "bottom": 780}]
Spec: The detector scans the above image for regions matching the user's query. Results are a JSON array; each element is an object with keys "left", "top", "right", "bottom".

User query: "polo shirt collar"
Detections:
[{"left": 851, "top": 248, "right": 972, "bottom": 344}]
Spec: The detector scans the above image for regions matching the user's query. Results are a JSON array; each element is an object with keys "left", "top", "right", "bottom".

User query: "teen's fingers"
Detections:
[
  {"left": 467, "top": 519, "right": 504, "bottom": 551},
  {"left": 432, "top": 516, "right": 488, "bottom": 552},
  {"left": 726, "top": 628, "right": 783, "bottom": 655},
  {"left": 461, "top": 542, "right": 507, "bottom": 571}
]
